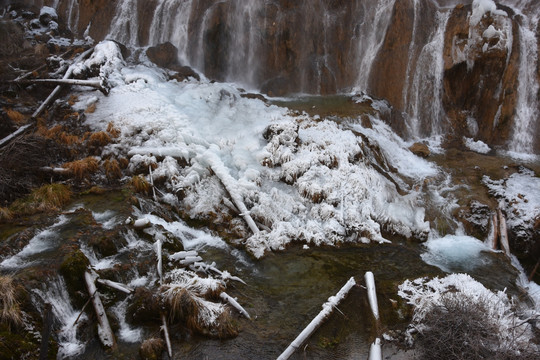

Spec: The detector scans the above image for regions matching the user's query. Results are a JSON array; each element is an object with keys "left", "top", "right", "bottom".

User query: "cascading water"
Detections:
[
  {"left": 354, "top": 0, "right": 397, "bottom": 91},
  {"left": 404, "top": 10, "right": 450, "bottom": 139},
  {"left": 33, "top": 277, "right": 87, "bottom": 358},
  {"left": 107, "top": 0, "right": 139, "bottom": 47},
  {"left": 509, "top": 14, "right": 540, "bottom": 155},
  {"left": 147, "top": 0, "right": 194, "bottom": 66}
]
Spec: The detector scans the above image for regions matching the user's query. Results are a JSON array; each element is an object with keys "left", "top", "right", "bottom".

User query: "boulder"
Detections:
[
  {"left": 409, "top": 142, "right": 430, "bottom": 158},
  {"left": 146, "top": 42, "right": 179, "bottom": 69}
]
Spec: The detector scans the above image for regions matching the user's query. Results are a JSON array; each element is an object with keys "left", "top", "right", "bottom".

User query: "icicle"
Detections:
[
  {"left": 149, "top": 165, "right": 157, "bottom": 201},
  {"left": 365, "top": 271, "right": 380, "bottom": 321},
  {"left": 156, "top": 238, "right": 163, "bottom": 284},
  {"left": 161, "top": 313, "right": 173, "bottom": 358},
  {"left": 219, "top": 292, "right": 251, "bottom": 319},
  {"left": 277, "top": 277, "right": 356, "bottom": 360}
]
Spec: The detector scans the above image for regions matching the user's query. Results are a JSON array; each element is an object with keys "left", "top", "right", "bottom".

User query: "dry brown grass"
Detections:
[
  {"left": 11, "top": 183, "right": 72, "bottom": 215},
  {"left": 106, "top": 122, "right": 120, "bottom": 138},
  {"left": 88, "top": 131, "right": 111, "bottom": 147},
  {"left": 130, "top": 175, "right": 151, "bottom": 194},
  {"left": 0, "top": 275, "right": 23, "bottom": 329},
  {"left": 5, "top": 108, "right": 25, "bottom": 124},
  {"left": 103, "top": 159, "right": 122, "bottom": 181},
  {"left": 85, "top": 103, "right": 96, "bottom": 114},
  {"left": 67, "top": 95, "right": 78, "bottom": 106},
  {"left": 139, "top": 338, "right": 165, "bottom": 360},
  {"left": 63, "top": 157, "right": 99, "bottom": 180},
  {"left": 0, "top": 207, "right": 13, "bottom": 221},
  {"left": 59, "top": 132, "right": 81, "bottom": 146},
  {"left": 118, "top": 157, "right": 129, "bottom": 169}
]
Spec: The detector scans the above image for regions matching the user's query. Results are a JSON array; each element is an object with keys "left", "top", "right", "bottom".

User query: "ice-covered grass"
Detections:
[
  {"left": 78, "top": 40, "right": 443, "bottom": 257},
  {"left": 483, "top": 167, "right": 540, "bottom": 240},
  {"left": 398, "top": 273, "right": 536, "bottom": 355}
]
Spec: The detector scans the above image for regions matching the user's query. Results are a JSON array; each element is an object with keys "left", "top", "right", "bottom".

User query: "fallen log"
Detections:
[
  {"left": 219, "top": 292, "right": 251, "bottom": 319},
  {"left": 0, "top": 124, "right": 32, "bottom": 148},
  {"left": 12, "top": 78, "right": 105, "bottom": 91},
  {"left": 96, "top": 278, "right": 134, "bottom": 294},
  {"left": 485, "top": 212, "right": 499, "bottom": 250},
  {"left": 203, "top": 151, "right": 260, "bottom": 235},
  {"left": 365, "top": 271, "right": 380, "bottom": 321},
  {"left": 368, "top": 338, "right": 383, "bottom": 360},
  {"left": 32, "top": 47, "right": 94, "bottom": 119},
  {"left": 497, "top": 209, "right": 510, "bottom": 256},
  {"left": 277, "top": 277, "right": 356, "bottom": 360},
  {"left": 84, "top": 270, "right": 115, "bottom": 348}
]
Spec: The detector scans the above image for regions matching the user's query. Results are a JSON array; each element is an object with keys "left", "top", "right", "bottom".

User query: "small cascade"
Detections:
[
  {"left": 404, "top": 10, "right": 450, "bottom": 139},
  {"left": 148, "top": 0, "right": 194, "bottom": 66},
  {"left": 509, "top": 15, "right": 540, "bottom": 155},
  {"left": 107, "top": 0, "right": 139, "bottom": 47},
  {"left": 33, "top": 277, "right": 86, "bottom": 358},
  {"left": 354, "top": 0, "right": 397, "bottom": 91},
  {"left": 65, "top": 0, "right": 79, "bottom": 32},
  {"left": 223, "top": 0, "right": 263, "bottom": 88}
]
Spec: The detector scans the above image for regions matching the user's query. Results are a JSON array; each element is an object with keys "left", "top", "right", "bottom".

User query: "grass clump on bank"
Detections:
[
  {"left": 10, "top": 183, "right": 72, "bottom": 215},
  {"left": 0, "top": 275, "right": 23, "bottom": 329}
]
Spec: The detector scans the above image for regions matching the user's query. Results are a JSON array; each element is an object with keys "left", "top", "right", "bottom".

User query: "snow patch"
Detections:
[{"left": 463, "top": 137, "right": 491, "bottom": 154}]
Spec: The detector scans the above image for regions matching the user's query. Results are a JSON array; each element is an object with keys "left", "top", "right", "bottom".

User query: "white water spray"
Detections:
[
  {"left": 107, "top": 0, "right": 139, "bottom": 47},
  {"left": 509, "top": 15, "right": 539, "bottom": 154}
]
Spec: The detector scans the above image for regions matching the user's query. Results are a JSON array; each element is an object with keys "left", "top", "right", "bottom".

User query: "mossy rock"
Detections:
[
  {"left": 59, "top": 249, "right": 90, "bottom": 303},
  {"left": 126, "top": 288, "right": 161, "bottom": 325},
  {"left": 88, "top": 234, "right": 118, "bottom": 258},
  {"left": 139, "top": 338, "right": 165, "bottom": 360}
]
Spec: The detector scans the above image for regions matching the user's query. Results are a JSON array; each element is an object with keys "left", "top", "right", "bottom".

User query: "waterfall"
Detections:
[
  {"left": 148, "top": 0, "right": 194, "bottom": 66},
  {"left": 405, "top": 10, "right": 450, "bottom": 139},
  {"left": 223, "top": 0, "right": 263, "bottom": 88},
  {"left": 107, "top": 0, "right": 139, "bottom": 47},
  {"left": 65, "top": 0, "right": 79, "bottom": 32},
  {"left": 33, "top": 277, "right": 86, "bottom": 358},
  {"left": 354, "top": 0, "right": 397, "bottom": 91},
  {"left": 509, "top": 15, "right": 539, "bottom": 154}
]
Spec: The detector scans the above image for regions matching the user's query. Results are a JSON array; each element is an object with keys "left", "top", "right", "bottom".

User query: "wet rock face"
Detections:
[{"left": 442, "top": 4, "right": 518, "bottom": 148}]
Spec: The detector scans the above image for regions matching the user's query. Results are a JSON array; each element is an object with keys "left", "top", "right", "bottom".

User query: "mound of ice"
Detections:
[
  {"left": 463, "top": 136, "right": 491, "bottom": 154},
  {"left": 82, "top": 56, "right": 436, "bottom": 257},
  {"left": 483, "top": 167, "right": 540, "bottom": 241},
  {"left": 470, "top": 0, "right": 507, "bottom": 27}
]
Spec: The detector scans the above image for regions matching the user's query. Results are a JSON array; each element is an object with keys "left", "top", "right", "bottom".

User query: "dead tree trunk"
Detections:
[
  {"left": 32, "top": 47, "right": 94, "bottom": 119},
  {"left": 84, "top": 270, "right": 116, "bottom": 349}
]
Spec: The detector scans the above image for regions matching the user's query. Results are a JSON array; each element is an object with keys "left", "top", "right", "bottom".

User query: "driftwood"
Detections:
[
  {"left": 11, "top": 78, "right": 107, "bottom": 93},
  {"left": 0, "top": 124, "right": 32, "bottom": 148},
  {"left": 365, "top": 272, "right": 382, "bottom": 360},
  {"left": 161, "top": 313, "right": 173, "bottom": 358},
  {"left": 84, "top": 270, "right": 115, "bottom": 348},
  {"left": 219, "top": 292, "right": 251, "bottom": 319},
  {"left": 32, "top": 47, "right": 94, "bottom": 119},
  {"left": 39, "top": 166, "right": 71, "bottom": 175},
  {"left": 365, "top": 271, "right": 380, "bottom": 321},
  {"left": 277, "top": 277, "right": 356, "bottom": 360},
  {"left": 369, "top": 338, "right": 383, "bottom": 360},
  {"left": 497, "top": 209, "right": 510, "bottom": 256},
  {"left": 190, "top": 261, "right": 246, "bottom": 285},
  {"left": 96, "top": 278, "right": 134, "bottom": 294}
]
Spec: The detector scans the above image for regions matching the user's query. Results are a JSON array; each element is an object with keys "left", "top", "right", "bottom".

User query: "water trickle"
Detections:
[
  {"left": 148, "top": 0, "right": 194, "bottom": 66},
  {"left": 509, "top": 15, "right": 540, "bottom": 155},
  {"left": 404, "top": 10, "right": 450, "bottom": 139},
  {"left": 107, "top": 0, "right": 139, "bottom": 47},
  {"left": 354, "top": 0, "right": 397, "bottom": 91},
  {"left": 33, "top": 277, "right": 86, "bottom": 358}
]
